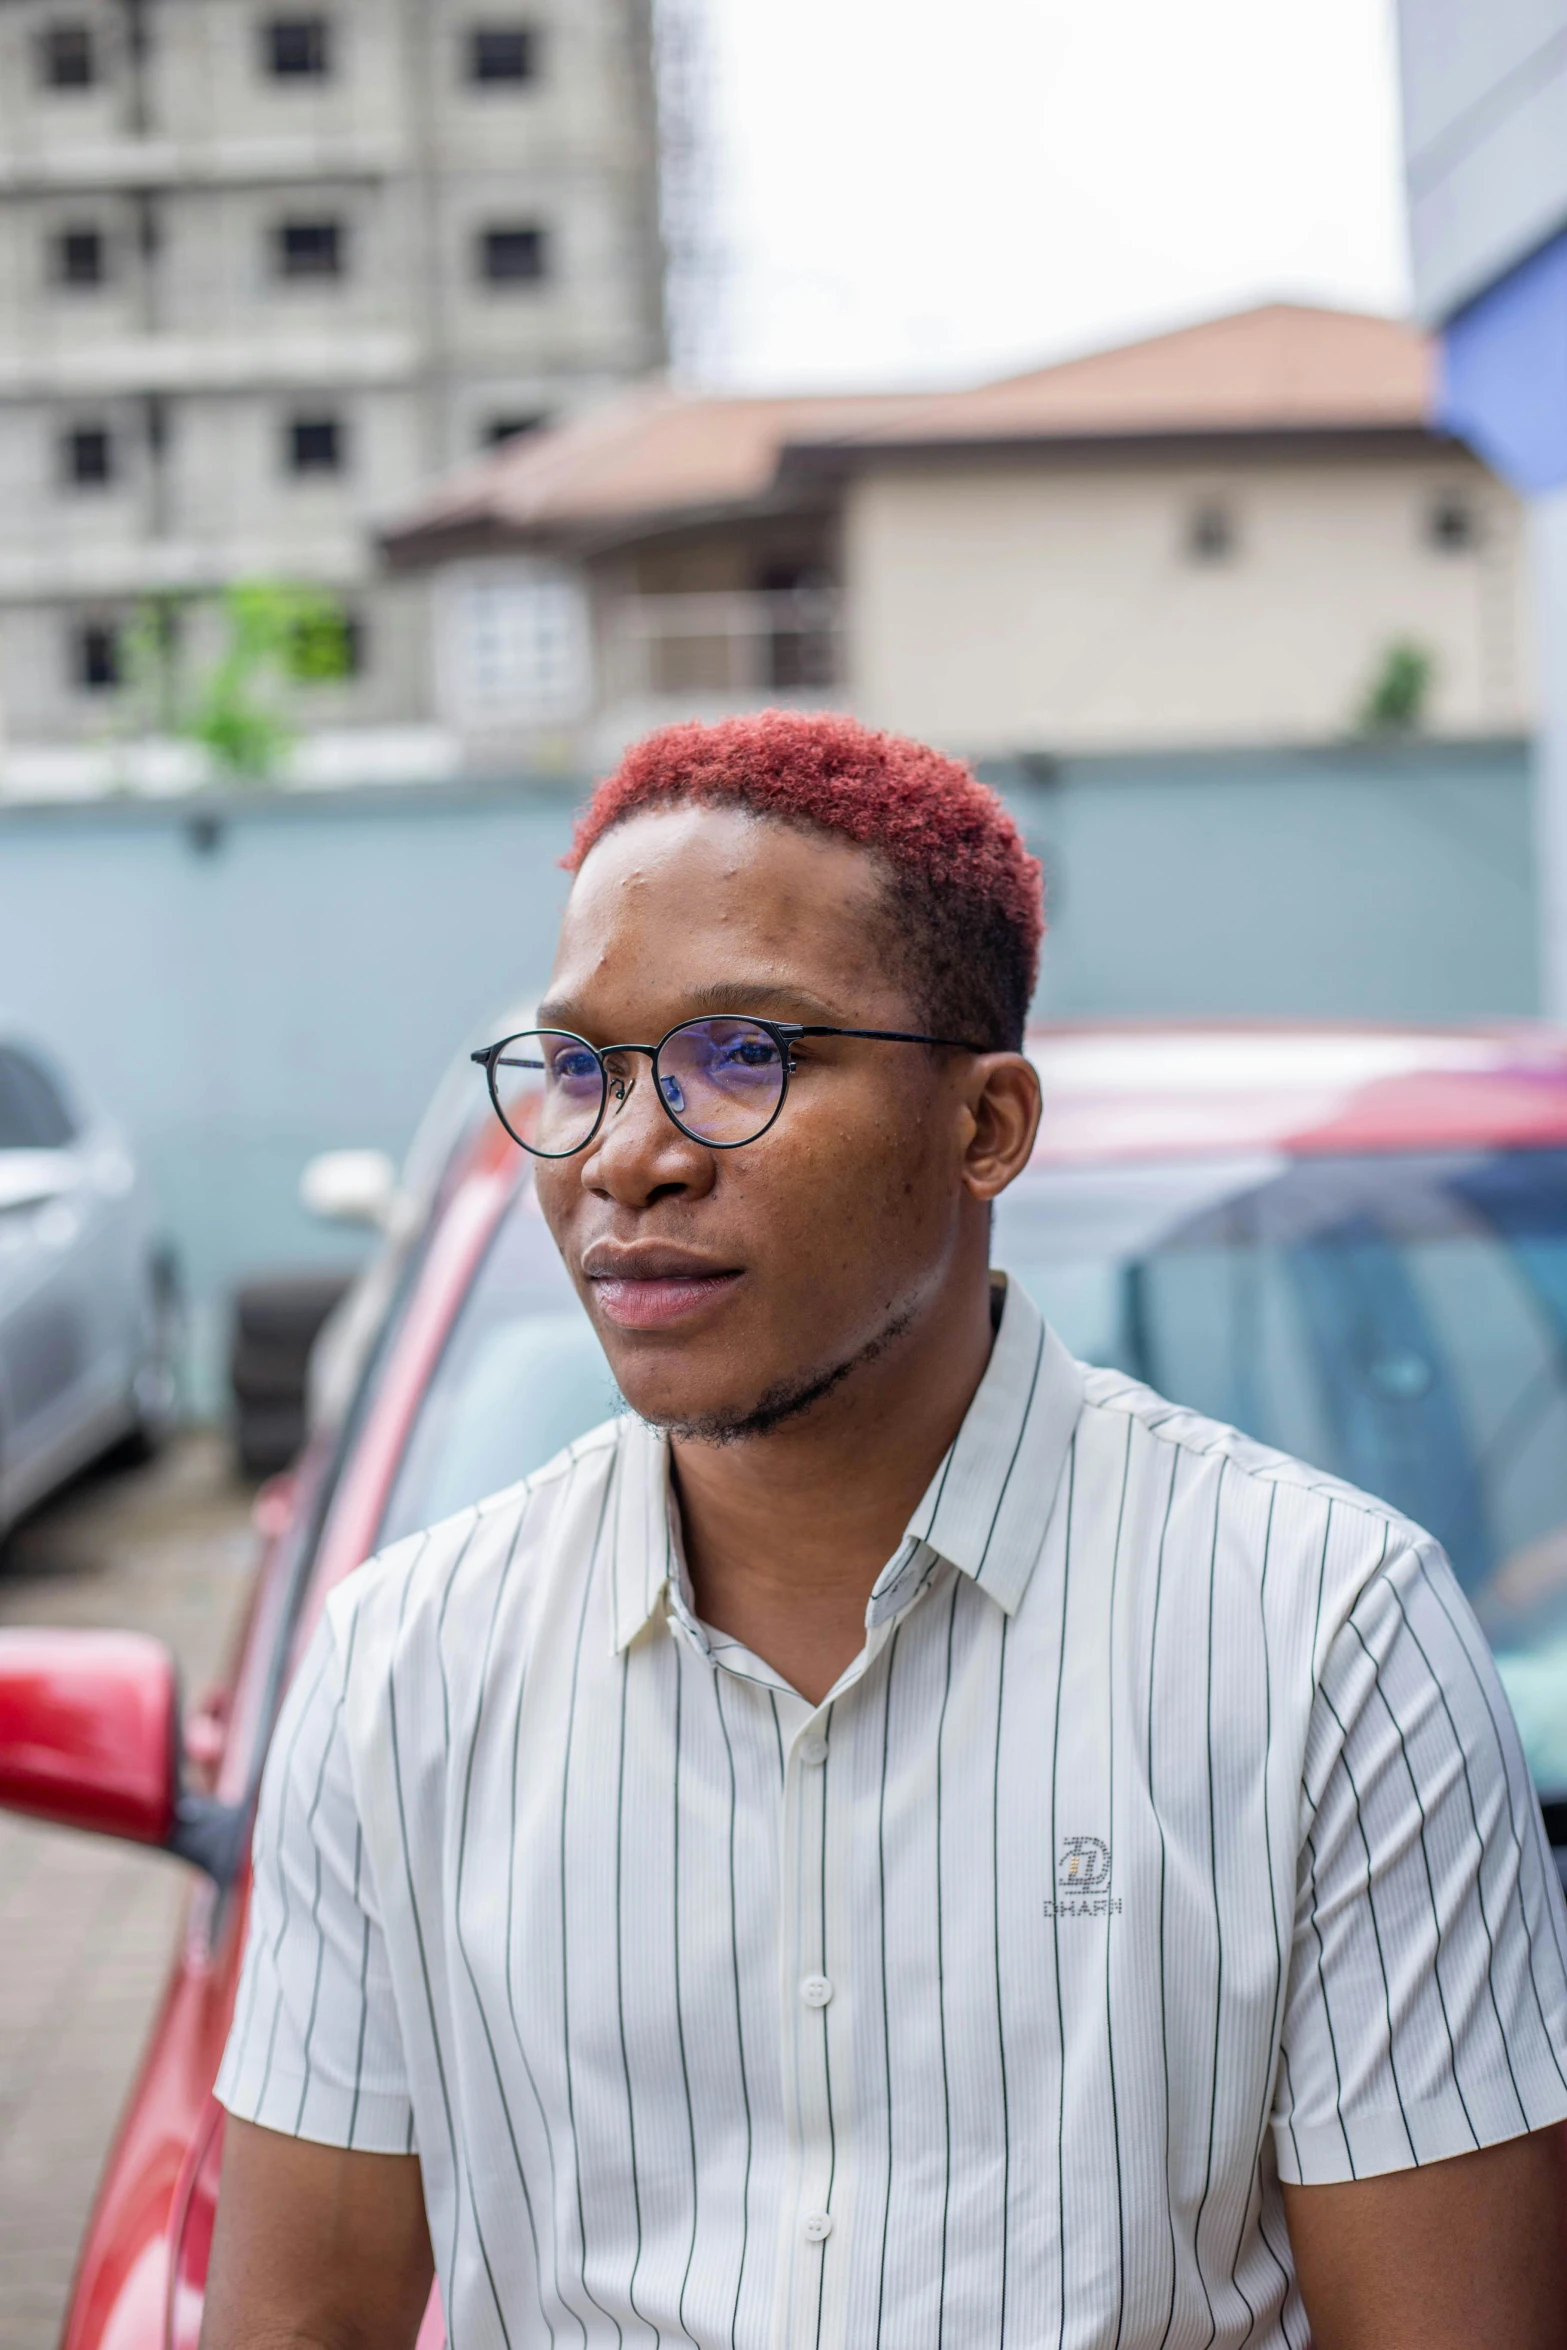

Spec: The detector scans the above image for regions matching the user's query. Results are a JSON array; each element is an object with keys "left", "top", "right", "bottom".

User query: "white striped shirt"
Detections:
[{"left": 217, "top": 1276, "right": 1567, "bottom": 2350}]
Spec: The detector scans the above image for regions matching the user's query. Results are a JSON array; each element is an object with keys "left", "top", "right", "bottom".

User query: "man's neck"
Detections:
[{"left": 670, "top": 1274, "right": 998, "bottom": 1706}]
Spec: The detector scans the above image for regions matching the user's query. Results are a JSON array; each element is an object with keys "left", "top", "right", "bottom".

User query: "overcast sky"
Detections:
[{"left": 688, "top": 0, "right": 1411, "bottom": 391}]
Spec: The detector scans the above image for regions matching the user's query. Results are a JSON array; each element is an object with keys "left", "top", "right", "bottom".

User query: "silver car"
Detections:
[{"left": 0, "top": 1030, "right": 180, "bottom": 1537}]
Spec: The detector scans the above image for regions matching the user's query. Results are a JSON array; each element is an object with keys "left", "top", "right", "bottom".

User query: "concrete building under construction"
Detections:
[{"left": 0, "top": 0, "right": 666, "bottom": 785}]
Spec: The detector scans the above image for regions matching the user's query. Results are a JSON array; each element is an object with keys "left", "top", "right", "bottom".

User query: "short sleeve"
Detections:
[
  {"left": 1273, "top": 1535, "right": 1567, "bottom": 2185},
  {"left": 215, "top": 1610, "right": 416, "bottom": 2155}
]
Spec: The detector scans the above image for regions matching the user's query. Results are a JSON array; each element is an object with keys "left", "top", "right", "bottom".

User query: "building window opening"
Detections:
[
  {"left": 63, "top": 424, "right": 115, "bottom": 487},
  {"left": 264, "top": 15, "right": 331, "bottom": 78},
  {"left": 275, "top": 218, "right": 345, "bottom": 279},
  {"left": 1428, "top": 490, "right": 1480, "bottom": 553},
  {"left": 53, "top": 225, "right": 107, "bottom": 287},
  {"left": 1186, "top": 501, "right": 1237, "bottom": 564},
  {"left": 73, "top": 621, "right": 122, "bottom": 692},
  {"left": 452, "top": 569, "right": 590, "bottom": 727},
  {"left": 39, "top": 21, "right": 97, "bottom": 87},
  {"left": 756, "top": 562, "right": 838, "bottom": 690},
  {"left": 480, "top": 225, "right": 547, "bottom": 285},
  {"left": 286, "top": 414, "right": 344, "bottom": 474},
  {"left": 287, "top": 606, "right": 364, "bottom": 680},
  {"left": 484, "top": 413, "right": 548, "bottom": 448},
  {"left": 468, "top": 24, "right": 536, "bottom": 82}
]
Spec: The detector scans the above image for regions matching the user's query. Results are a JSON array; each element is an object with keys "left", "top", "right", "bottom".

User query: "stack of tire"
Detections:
[{"left": 229, "top": 1271, "right": 356, "bottom": 1478}]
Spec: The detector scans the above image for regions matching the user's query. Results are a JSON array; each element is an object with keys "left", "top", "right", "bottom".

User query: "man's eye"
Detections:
[
  {"left": 725, "top": 1039, "right": 778, "bottom": 1067},
  {"left": 553, "top": 1051, "right": 599, "bottom": 1083}
]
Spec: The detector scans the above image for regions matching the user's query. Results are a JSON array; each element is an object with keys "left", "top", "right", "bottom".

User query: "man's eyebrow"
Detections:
[
  {"left": 683, "top": 980, "right": 844, "bottom": 1019},
  {"left": 532, "top": 980, "right": 846, "bottom": 1033}
]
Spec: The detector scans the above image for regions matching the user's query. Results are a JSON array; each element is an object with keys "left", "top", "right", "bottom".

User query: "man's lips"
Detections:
[{"left": 582, "top": 1249, "right": 743, "bottom": 1331}]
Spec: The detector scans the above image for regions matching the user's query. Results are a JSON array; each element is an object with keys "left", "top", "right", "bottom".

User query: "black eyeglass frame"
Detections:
[{"left": 470, "top": 1015, "right": 988, "bottom": 1158}]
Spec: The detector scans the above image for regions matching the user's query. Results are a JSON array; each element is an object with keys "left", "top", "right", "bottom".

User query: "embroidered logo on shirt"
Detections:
[{"left": 1046, "top": 1834, "right": 1121, "bottom": 1918}]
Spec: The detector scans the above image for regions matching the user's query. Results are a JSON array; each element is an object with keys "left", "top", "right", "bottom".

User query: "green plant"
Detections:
[
  {"left": 127, "top": 579, "right": 356, "bottom": 782},
  {"left": 1357, "top": 639, "right": 1435, "bottom": 736},
  {"left": 284, "top": 599, "right": 358, "bottom": 684}
]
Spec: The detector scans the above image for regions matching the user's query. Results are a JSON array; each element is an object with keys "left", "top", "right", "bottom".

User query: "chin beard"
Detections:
[{"left": 646, "top": 1302, "right": 917, "bottom": 1446}]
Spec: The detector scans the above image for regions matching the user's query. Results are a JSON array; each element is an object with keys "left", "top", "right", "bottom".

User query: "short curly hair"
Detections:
[{"left": 566, "top": 711, "right": 1044, "bottom": 1049}]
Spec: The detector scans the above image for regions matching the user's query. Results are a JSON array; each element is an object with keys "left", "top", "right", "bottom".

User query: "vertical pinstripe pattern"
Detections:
[
  {"left": 990, "top": 1610, "right": 1012, "bottom": 2348},
  {"left": 1050, "top": 1435, "right": 1075, "bottom": 2350},
  {"left": 711, "top": 1672, "right": 754, "bottom": 2348},
  {"left": 218, "top": 1280, "right": 1567, "bottom": 2349},
  {"left": 1149, "top": 1443, "right": 1181, "bottom": 2350},
  {"left": 559, "top": 1462, "right": 625, "bottom": 2347},
  {"left": 1192, "top": 1459, "right": 1227, "bottom": 2348},
  {"left": 872, "top": 1628, "right": 899, "bottom": 2350},
  {"left": 1103, "top": 1416, "right": 1132, "bottom": 2350}
]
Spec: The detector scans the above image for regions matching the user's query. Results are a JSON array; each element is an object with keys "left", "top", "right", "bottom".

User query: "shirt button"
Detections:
[
  {"left": 800, "top": 1733, "right": 829, "bottom": 1766},
  {"left": 801, "top": 1974, "right": 833, "bottom": 2007},
  {"left": 802, "top": 2211, "right": 834, "bottom": 2242}
]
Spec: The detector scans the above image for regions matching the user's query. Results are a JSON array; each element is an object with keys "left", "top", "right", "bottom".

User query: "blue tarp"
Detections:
[{"left": 1440, "top": 225, "right": 1567, "bottom": 493}]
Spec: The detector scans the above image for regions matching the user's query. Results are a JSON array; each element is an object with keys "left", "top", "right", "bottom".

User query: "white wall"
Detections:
[{"left": 843, "top": 450, "right": 1533, "bottom": 756}]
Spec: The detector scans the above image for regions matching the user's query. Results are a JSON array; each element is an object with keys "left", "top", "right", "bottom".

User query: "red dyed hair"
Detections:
[{"left": 566, "top": 712, "right": 1044, "bottom": 1042}]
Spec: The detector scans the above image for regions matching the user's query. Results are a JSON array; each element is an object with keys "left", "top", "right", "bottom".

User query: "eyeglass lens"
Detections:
[
  {"left": 656, "top": 1017, "right": 785, "bottom": 1144},
  {"left": 489, "top": 1030, "right": 602, "bottom": 1157},
  {"left": 489, "top": 1018, "right": 788, "bottom": 1156}
]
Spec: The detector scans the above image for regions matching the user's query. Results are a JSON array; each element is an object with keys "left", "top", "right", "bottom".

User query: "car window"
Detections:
[
  {"left": 232, "top": 1176, "right": 464, "bottom": 1821},
  {"left": 368, "top": 1143, "right": 1567, "bottom": 1801},
  {"left": 0, "top": 1044, "right": 76, "bottom": 1148},
  {"left": 995, "top": 1147, "right": 1567, "bottom": 1796},
  {"left": 376, "top": 1180, "right": 621, "bottom": 1547}
]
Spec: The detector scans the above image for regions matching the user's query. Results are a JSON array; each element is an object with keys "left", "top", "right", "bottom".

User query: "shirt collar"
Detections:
[
  {"left": 610, "top": 1411, "right": 676, "bottom": 1653},
  {"left": 891, "top": 1275, "right": 1082, "bottom": 1616},
  {"left": 609, "top": 1273, "right": 1084, "bottom": 1654}
]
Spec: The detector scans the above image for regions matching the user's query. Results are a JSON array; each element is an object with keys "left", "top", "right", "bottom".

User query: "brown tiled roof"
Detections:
[
  {"left": 789, "top": 302, "right": 1433, "bottom": 456},
  {"left": 382, "top": 385, "right": 931, "bottom": 559},
  {"left": 383, "top": 304, "right": 1435, "bottom": 563}
]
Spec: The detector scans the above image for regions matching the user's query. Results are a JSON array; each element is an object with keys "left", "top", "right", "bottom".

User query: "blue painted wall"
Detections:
[
  {"left": 0, "top": 782, "right": 581, "bottom": 1411},
  {"left": 1006, "top": 738, "right": 1537, "bottom": 1022},
  {"left": 1439, "top": 226, "right": 1567, "bottom": 495},
  {"left": 0, "top": 738, "right": 1538, "bottom": 1413}
]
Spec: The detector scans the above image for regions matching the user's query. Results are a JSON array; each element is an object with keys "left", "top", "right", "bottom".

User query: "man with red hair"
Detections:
[{"left": 207, "top": 713, "right": 1567, "bottom": 2350}]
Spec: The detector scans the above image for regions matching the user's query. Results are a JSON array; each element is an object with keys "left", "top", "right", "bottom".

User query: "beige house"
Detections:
[{"left": 382, "top": 301, "right": 1533, "bottom": 774}]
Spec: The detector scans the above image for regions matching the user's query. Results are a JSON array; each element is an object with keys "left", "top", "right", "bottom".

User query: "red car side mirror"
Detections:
[
  {"left": 0, "top": 1629, "right": 180, "bottom": 1846},
  {"left": 0, "top": 1628, "right": 249, "bottom": 1881}
]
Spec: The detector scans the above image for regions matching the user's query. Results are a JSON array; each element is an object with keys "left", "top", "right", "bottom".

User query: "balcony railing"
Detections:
[{"left": 603, "top": 587, "right": 842, "bottom": 706}]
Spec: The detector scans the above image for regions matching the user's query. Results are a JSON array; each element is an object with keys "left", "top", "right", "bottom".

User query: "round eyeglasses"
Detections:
[{"left": 471, "top": 1015, "right": 986, "bottom": 1159}]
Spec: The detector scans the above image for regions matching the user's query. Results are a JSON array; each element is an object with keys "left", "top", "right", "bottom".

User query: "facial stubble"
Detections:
[{"left": 644, "top": 1299, "right": 918, "bottom": 1447}]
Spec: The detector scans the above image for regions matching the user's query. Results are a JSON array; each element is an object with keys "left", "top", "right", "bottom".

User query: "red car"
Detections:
[{"left": 6, "top": 1019, "right": 1567, "bottom": 2350}]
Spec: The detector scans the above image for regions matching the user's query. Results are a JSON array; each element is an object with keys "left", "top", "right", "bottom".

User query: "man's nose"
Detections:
[{"left": 582, "top": 1061, "right": 712, "bottom": 1201}]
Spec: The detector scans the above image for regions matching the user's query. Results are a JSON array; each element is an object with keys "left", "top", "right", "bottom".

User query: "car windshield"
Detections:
[
  {"left": 379, "top": 1146, "right": 1567, "bottom": 1799},
  {"left": 377, "top": 1183, "right": 622, "bottom": 1550}
]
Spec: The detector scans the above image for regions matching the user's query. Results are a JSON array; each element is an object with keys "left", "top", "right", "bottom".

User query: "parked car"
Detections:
[
  {"left": 0, "top": 1028, "right": 181, "bottom": 1540},
  {"left": 3, "top": 1019, "right": 1567, "bottom": 2349}
]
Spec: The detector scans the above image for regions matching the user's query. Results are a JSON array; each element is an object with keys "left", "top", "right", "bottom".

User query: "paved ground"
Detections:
[{"left": 0, "top": 1440, "right": 256, "bottom": 2350}]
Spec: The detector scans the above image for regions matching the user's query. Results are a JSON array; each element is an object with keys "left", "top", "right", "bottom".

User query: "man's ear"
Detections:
[{"left": 961, "top": 1054, "right": 1041, "bottom": 1202}]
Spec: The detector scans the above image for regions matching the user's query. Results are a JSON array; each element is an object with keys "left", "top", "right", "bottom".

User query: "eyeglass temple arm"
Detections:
[{"left": 789, "top": 1024, "right": 990, "bottom": 1053}]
